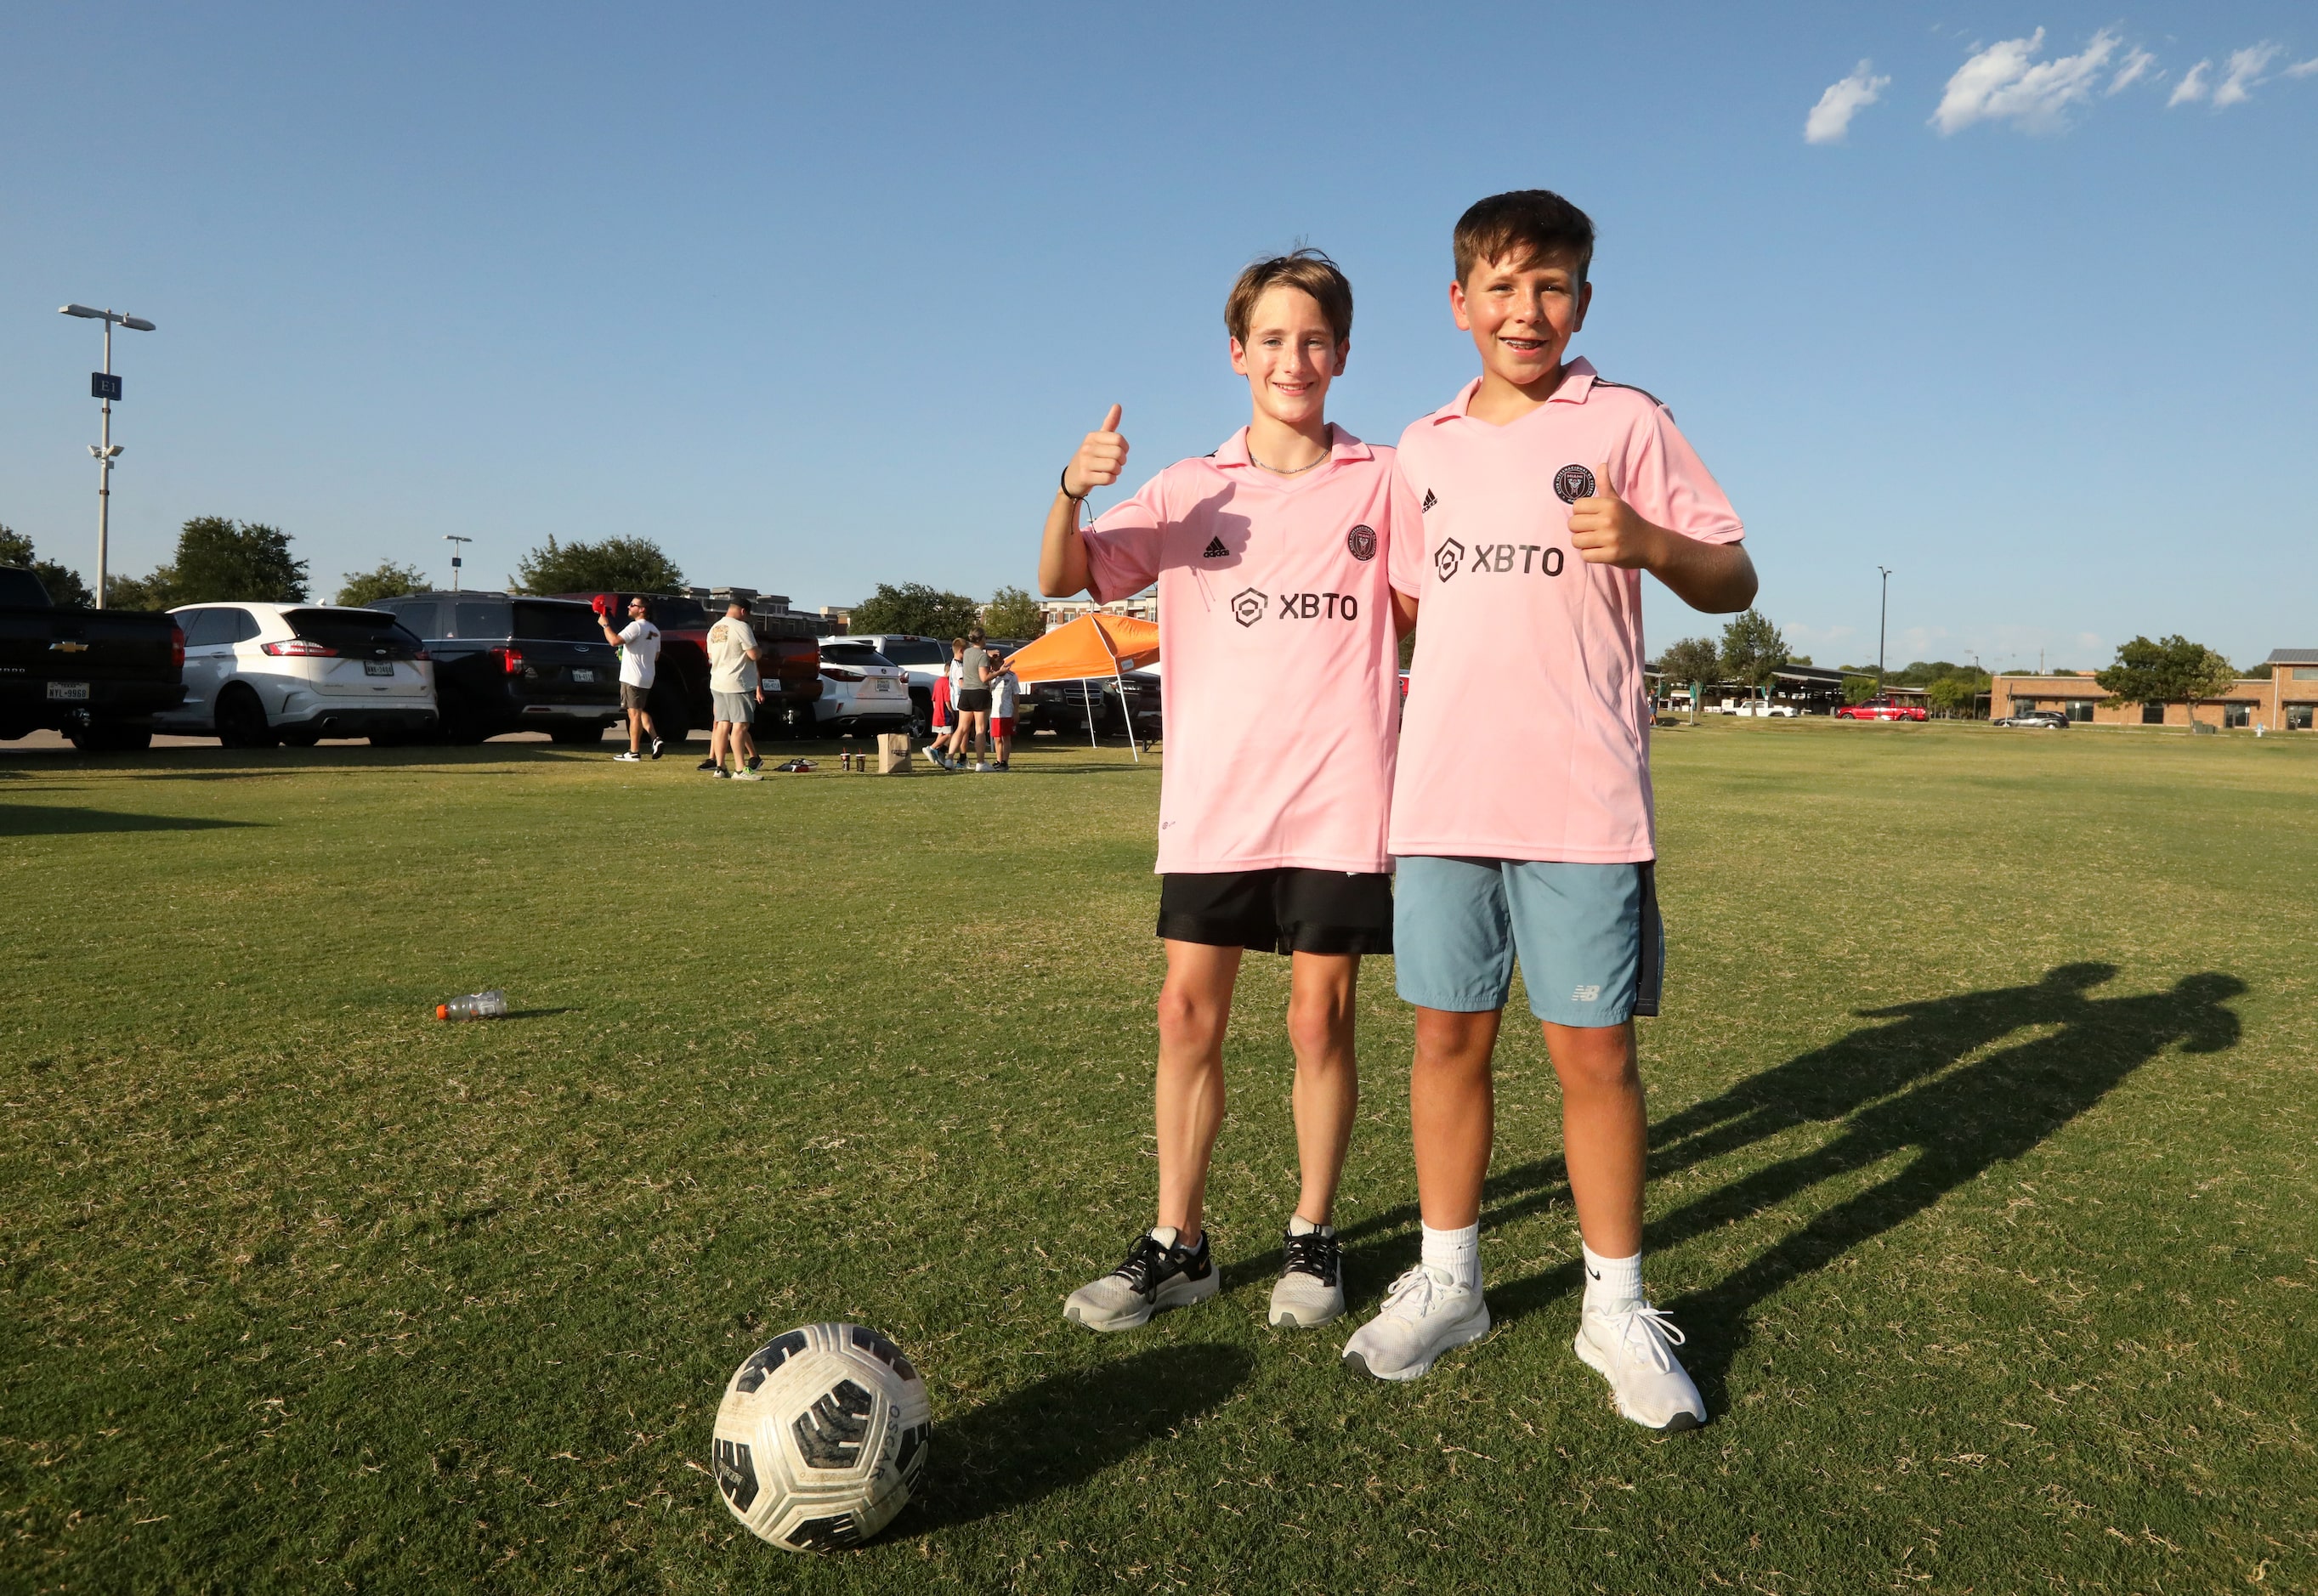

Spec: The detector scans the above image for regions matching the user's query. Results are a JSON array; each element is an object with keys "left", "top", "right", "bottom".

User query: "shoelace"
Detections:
[
  {"left": 1378, "top": 1263, "right": 1456, "bottom": 1319},
  {"left": 1282, "top": 1231, "right": 1339, "bottom": 1285},
  {"left": 1599, "top": 1302, "right": 1687, "bottom": 1372},
  {"left": 1110, "top": 1235, "right": 1180, "bottom": 1299}
]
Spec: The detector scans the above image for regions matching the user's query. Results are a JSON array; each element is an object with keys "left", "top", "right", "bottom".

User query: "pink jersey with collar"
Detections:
[
  {"left": 1387, "top": 359, "right": 1744, "bottom": 863},
  {"left": 1082, "top": 426, "right": 1406, "bottom": 874}
]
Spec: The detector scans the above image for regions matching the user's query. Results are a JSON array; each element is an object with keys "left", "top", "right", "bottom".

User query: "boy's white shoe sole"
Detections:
[
  {"left": 1267, "top": 1271, "right": 1345, "bottom": 1328},
  {"left": 1340, "top": 1265, "right": 1490, "bottom": 1381},
  {"left": 1573, "top": 1304, "right": 1708, "bottom": 1432}
]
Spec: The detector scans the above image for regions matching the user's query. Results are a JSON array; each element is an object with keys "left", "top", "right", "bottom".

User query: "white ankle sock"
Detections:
[
  {"left": 1289, "top": 1214, "right": 1333, "bottom": 1237},
  {"left": 1420, "top": 1223, "right": 1481, "bottom": 1291},
  {"left": 1581, "top": 1242, "right": 1643, "bottom": 1311}
]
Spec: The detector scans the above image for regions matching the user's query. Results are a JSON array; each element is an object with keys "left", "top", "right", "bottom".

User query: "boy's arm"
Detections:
[
  {"left": 1567, "top": 462, "right": 1758, "bottom": 614},
  {"left": 1039, "top": 405, "right": 1130, "bottom": 597}
]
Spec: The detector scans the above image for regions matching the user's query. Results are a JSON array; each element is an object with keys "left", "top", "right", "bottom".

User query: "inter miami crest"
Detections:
[
  {"left": 1432, "top": 539, "right": 1464, "bottom": 584},
  {"left": 1346, "top": 524, "right": 1376, "bottom": 562},
  {"left": 1553, "top": 465, "right": 1596, "bottom": 505},
  {"left": 1230, "top": 587, "right": 1267, "bottom": 627}
]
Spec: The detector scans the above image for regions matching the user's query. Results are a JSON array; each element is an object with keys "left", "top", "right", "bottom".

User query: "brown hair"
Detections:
[
  {"left": 1453, "top": 190, "right": 1595, "bottom": 286},
  {"left": 1224, "top": 248, "right": 1353, "bottom": 347}
]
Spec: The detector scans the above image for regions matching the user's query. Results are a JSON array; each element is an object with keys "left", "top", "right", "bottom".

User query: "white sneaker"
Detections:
[
  {"left": 1267, "top": 1225, "right": 1345, "bottom": 1328},
  {"left": 1573, "top": 1302, "right": 1707, "bottom": 1432},
  {"left": 1340, "top": 1265, "right": 1489, "bottom": 1381},
  {"left": 729, "top": 768, "right": 763, "bottom": 782},
  {"left": 973, "top": 761, "right": 991, "bottom": 773},
  {"left": 1063, "top": 1228, "right": 1217, "bottom": 1333}
]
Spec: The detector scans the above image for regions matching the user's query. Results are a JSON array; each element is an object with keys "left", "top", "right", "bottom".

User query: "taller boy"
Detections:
[
  {"left": 1341, "top": 193, "right": 1757, "bottom": 1431},
  {"left": 1038, "top": 251, "right": 1413, "bottom": 1333}
]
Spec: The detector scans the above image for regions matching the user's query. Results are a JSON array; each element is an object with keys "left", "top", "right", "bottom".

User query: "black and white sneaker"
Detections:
[
  {"left": 1063, "top": 1226, "right": 1218, "bottom": 1332},
  {"left": 746, "top": 753, "right": 762, "bottom": 772},
  {"left": 696, "top": 757, "right": 718, "bottom": 773},
  {"left": 1268, "top": 1223, "right": 1345, "bottom": 1328},
  {"left": 649, "top": 737, "right": 664, "bottom": 760}
]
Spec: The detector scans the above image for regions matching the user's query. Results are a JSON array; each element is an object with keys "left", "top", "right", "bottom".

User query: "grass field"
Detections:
[{"left": 3, "top": 720, "right": 2313, "bottom": 1594}]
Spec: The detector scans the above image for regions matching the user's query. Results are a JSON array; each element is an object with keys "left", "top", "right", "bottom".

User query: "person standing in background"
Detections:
[
  {"left": 952, "top": 628, "right": 995, "bottom": 771},
  {"left": 598, "top": 595, "right": 664, "bottom": 762},
  {"left": 988, "top": 648, "right": 1019, "bottom": 771},
  {"left": 704, "top": 597, "right": 764, "bottom": 781}
]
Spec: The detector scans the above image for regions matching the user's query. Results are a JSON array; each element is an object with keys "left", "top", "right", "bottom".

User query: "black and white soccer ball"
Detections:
[{"left": 711, "top": 1322, "right": 932, "bottom": 1552}]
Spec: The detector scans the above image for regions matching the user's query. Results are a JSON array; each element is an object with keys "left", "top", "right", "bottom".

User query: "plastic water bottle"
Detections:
[{"left": 435, "top": 990, "right": 508, "bottom": 1021}]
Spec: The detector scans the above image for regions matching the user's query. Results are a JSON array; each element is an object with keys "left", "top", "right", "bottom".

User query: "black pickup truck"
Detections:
[{"left": 0, "top": 566, "right": 185, "bottom": 751}]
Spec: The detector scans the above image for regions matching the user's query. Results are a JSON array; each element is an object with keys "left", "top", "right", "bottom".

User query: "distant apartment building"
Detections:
[{"left": 1990, "top": 649, "right": 2317, "bottom": 730}]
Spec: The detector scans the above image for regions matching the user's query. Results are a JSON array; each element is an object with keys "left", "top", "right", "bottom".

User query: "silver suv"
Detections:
[{"left": 159, "top": 603, "right": 437, "bottom": 747}]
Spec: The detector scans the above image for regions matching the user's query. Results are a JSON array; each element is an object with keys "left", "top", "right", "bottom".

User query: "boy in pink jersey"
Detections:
[
  {"left": 1036, "top": 251, "right": 1414, "bottom": 1334},
  {"left": 1340, "top": 193, "right": 1758, "bottom": 1430}
]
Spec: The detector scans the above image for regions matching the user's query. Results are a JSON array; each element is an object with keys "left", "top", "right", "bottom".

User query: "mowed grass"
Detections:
[{"left": 2, "top": 720, "right": 2312, "bottom": 1595}]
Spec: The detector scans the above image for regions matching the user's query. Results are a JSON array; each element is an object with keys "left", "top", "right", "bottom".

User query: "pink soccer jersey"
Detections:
[
  {"left": 1082, "top": 427, "right": 1406, "bottom": 874},
  {"left": 1388, "top": 359, "right": 1744, "bottom": 863}
]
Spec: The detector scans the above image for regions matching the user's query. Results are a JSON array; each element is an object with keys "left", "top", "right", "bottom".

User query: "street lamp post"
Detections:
[
  {"left": 443, "top": 535, "right": 472, "bottom": 594},
  {"left": 59, "top": 305, "right": 157, "bottom": 608},
  {"left": 1876, "top": 565, "right": 1893, "bottom": 696}
]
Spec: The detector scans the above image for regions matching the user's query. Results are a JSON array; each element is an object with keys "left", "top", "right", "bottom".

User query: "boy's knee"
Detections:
[
  {"left": 1285, "top": 999, "right": 1352, "bottom": 1064},
  {"left": 1156, "top": 984, "right": 1223, "bottom": 1043},
  {"left": 1550, "top": 1027, "right": 1640, "bottom": 1095}
]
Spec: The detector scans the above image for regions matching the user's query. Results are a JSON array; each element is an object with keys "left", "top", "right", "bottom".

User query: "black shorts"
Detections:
[
  {"left": 955, "top": 688, "right": 993, "bottom": 714},
  {"left": 1158, "top": 869, "right": 1393, "bottom": 956}
]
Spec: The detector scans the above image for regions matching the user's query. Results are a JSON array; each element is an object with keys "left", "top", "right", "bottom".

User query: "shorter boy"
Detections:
[
  {"left": 925, "top": 666, "right": 954, "bottom": 766},
  {"left": 1341, "top": 191, "right": 1756, "bottom": 1434},
  {"left": 987, "top": 650, "right": 1017, "bottom": 769}
]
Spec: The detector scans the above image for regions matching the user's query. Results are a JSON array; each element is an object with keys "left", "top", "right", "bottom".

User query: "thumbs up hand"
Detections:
[
  {"left": 1567, "top": 461, "right": 1660, "bottom": 569},
  {"left": 1063, "top": 405, "right": 1129, "bottom": 500}
]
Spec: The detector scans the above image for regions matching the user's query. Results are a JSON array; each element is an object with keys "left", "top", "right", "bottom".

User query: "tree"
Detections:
[
  {"left": 511, "top": 535, "right": 683, "bottom": 595},
  {"left": 1718, "top": 608, "right": 1788, "bottom": 697},
  {"left": 335, "top": 560, "right": 428, "bottom": 608},
  {"left": 982, "top": 585, "right": 1046, "bottom": 638},
  {"left": 102, "top": 571, "right": 167, "bottom": 611},
  {"left": 1655, "top": 636, "right": 1720, "bottom": 721},
  {"left": 2095, "top": 635, "right": 2240, "bottom": 729},
  {"left": 1926, "top": 676, "right": 1978, "bottom": 718},
  {"left": 0, "top": 525, "right": 92, "bottom": 607},
  {"left": 1842, "top": 675, "right": 1879, "bottom": 706},
  {"left": 159, "top": 516, "right": 309, "bottom": 605},
  {"left": 849, "top": 581, "right": 982, "bottom": 640}
]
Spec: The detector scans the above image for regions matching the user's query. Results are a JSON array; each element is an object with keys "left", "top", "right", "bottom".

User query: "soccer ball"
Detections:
[{"left": 711, "top": 1322, "right": 932, "bottom": 1552}]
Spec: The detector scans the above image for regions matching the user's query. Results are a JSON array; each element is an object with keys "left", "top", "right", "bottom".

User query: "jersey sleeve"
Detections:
[
  {"left": 1386, "top": 456, "right": 1429, "bottom": 598},
  {"left": 1615, "top": 405, "right": 1744, "bottom": 546},
  {"left": 1080, "top": 469, "right": 1172, "bottom": 603}
]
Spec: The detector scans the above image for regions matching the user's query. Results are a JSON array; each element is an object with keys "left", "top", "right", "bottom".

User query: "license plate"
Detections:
[
  {"left": 46, "top": 681, "right": 89, "bottom": 701},
  {"left": 365, "top": 660, "right": 394, "bottom": 677},
  {"left": 572, "top": 668, "right": 595, "bottom": 682}
]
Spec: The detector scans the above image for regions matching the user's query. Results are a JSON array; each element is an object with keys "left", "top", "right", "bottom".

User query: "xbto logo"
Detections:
[
  {"left": 1274, "top": 591, "right": 1360, "bottom": 621},
  {"left": 1230, "top": 588, "right": 1268, "bottom": 627}
]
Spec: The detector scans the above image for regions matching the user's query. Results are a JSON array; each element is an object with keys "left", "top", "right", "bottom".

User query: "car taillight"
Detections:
[
  {"left": 824, "top": 665, "right": 863, "bottom": 682},
  {"left": 412, "top": 648, "right": 431, "bottom": 661},
  {"left": 169, "top": 621, "right": 185, "bottom": 672},
  {"left": 262, "top": 639, "right": 337, "bottom": 657},
  {"left": 494, "top": 647, "right": 525, "bottom": 676}
]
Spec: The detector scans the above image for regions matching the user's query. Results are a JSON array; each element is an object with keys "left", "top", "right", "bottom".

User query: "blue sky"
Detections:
[{"left": 4, "top": 3, "right": 2313, "bottom": 670}]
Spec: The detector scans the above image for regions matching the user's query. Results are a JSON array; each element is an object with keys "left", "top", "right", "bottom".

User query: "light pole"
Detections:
[
  {"left": 60, "top": 304, "right": 157, "bottom": 608},
  {"left": 1875, "top": 565, "right": 1893, "bottom": 696},
  {"left": 443, "top": 535, "right": 472, "bottom": 594}
]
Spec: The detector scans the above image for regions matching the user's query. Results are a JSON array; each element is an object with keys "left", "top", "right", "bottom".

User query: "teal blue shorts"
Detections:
[{"left": 1392, "top": 857, "right": 1663, "bottom": 1026}]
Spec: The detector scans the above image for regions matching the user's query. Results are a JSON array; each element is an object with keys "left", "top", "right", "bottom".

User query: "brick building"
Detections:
[{"left": 1990, "top": 648, "right": 2318, "bottom": 731}]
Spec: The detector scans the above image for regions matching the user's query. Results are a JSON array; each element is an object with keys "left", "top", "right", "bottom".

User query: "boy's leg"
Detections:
[
  {"left": 1065, "top": 937, "right": 1238, "bottom": 1332},
  {"left": 1284, "top": 951, "right": 1359, "bottom": 1226},
  {"left": 707, "top": 720, "right": 728, "bottom": 771},
  {"left": 1342, "top": 857, "right": 1507, "bottom": 1378},
  {"left": 1510, "top": 861, "right": 1700, "bottom": 1431},
  {"left": 736, "top": 720, "right": 758, "bottom": 767}
]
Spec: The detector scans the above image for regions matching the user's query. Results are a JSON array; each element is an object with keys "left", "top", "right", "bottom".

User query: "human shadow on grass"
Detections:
[
  {"left": 0, "top": 805, "right": 258, "bottom": 837},
  {"left": 899, "top": 1343, "right": 1253, "bottom": 1532},
  {"left": 1489, "top": 966, "right": 2245, "bottom": 1412}
]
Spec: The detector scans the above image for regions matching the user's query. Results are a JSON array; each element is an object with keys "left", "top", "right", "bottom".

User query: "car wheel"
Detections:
[
  {"left": 280, "top": 727, "right": 323, "bottom": 748},
  {"left": 215, "top": 686, "right": 278, "bottom": 749},
  {"left": 67, "top": 722, "right": 154, "bottom": 754}
]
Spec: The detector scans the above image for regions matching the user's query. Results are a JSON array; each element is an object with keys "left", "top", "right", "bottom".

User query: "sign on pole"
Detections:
[{"left": 91, "top": 372, "right": 122, "bottom": 401}]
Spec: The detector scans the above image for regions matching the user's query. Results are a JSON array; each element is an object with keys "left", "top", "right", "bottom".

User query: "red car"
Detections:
[{"left": 1834, "top": 698, "right": 1927, "bottom": 722}]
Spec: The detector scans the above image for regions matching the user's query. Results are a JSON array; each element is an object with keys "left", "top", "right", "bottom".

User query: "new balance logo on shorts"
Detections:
[
  {"left": 1202, "top": 536, "right": 1229, "bottom": 559},
  {"left": 1573, "top": 984, "right": 1602, "bottom": 1003}
]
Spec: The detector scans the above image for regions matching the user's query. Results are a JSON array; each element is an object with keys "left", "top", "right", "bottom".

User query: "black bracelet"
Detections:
[{"left": 1060, "top": 465, "right": 1088, "bottom": 502}]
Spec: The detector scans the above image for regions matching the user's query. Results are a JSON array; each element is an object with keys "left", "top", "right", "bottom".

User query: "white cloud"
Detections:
[
  {"left": 2213, "top": 42, "right": 2284, "bottom": 107},
  {"left": 2284, "top": 57, "right": 2318, "bottom": 79},
  {"left": 1932, "top": 28, "right": 2121, "bottom": 133},
  {"left": 2107, "top": 48, "right": 2158, "bottom": 94},
  {"left": 2168, "top": 59, "right": 2211, "bottom": 105},
  {"left": 1805, "top": 59, "right": 1892, "bottom": 144}
]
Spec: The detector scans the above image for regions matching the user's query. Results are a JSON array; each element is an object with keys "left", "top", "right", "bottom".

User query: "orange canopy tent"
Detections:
[{"left": 996, "top": 613, "right": 1159, "bottom": 758}]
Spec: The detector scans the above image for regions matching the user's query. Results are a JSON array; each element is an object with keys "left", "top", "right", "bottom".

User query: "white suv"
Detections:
[
  {"left": 842, "top": 633, "right": 952, "bottom": 733},
  {"left": 812, "top": 639, "right": 914, "bottom": 734},
  {"left": 159, "top": 603, "right": 438, "bottom": 747}
]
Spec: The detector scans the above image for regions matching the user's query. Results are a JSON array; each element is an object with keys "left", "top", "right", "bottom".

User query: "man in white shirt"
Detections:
[
  {"left": 596, "top": 596, "right": 665, "bottom": 762},
  {"left": 704, "top": 597, "right": 764, "bottom": 781}
]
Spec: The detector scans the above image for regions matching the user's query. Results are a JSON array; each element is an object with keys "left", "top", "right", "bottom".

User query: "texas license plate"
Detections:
[
  {"left": 365, "top": 660, "right": 394, "bottom": 676},
  {"left": 572, "top": 668, "right": 595, "bottom": 683},
  {"left": 46, "top": 681, "right": 89, "bottom": 701}
]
